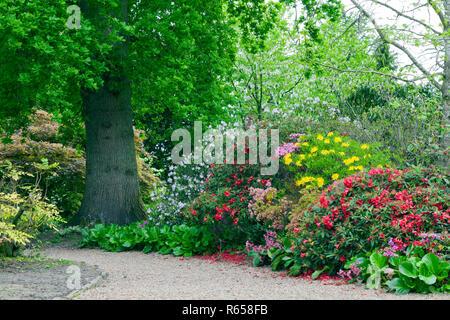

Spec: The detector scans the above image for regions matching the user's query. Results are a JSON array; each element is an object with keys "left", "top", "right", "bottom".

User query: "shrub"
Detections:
[
  {"left": 0, "top": 160, "right": 64, "bottom": 256},
  {"left": 0, "top": 110, "right": 160, "bottom": 216},
  {"left": 279, "top": 131, "right": 391, "bottom": 192},
  {"left": 184, "top": 162, "right": 271, "bottom": 247},
  {"left": 291, "top": 166, "right": 449, "bottom": 274},
  {"left": 248, "top": 187, "right": 292, "bottom": 230}
]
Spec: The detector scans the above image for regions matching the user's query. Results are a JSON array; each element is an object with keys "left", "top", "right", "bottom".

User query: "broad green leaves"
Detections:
[{"left": 352, "top": 248, "right": 450, "bottom": 295}]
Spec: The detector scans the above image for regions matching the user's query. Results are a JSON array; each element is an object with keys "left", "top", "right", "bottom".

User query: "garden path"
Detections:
[{"left": 41, "top": 247, "right": 449, "bottom": 300}]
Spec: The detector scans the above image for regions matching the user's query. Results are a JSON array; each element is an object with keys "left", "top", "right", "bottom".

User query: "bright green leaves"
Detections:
[
  {"left": 398, "top": 261, "right": 418, "bottom": 278},
  {"left": 352, "top": 248, "right": 450, "bottom": 295},
  {"left": 80, "top": 222, "right": 217, "bottom": 257},
  {"left": 365, "top": 252, "right": 388, "bottom": 289}
]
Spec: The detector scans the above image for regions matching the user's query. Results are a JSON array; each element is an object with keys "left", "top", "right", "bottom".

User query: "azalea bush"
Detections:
[
  {"left": 279, "top": 131, "right": 391, "bottom": 192},
  {"left": 183, "top": 162, "right": 270, "bottom": 246},
  {"left": 290, "top": 166, "right": 449, "bottom": 274}
]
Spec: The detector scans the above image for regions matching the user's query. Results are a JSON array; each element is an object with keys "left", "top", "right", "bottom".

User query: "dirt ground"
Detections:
[{"left": 0, "top": 232, "right": 104, "bottom": 300}]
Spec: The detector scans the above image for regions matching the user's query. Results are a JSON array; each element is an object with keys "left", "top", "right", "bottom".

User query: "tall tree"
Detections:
[
  {"left": 349, "top": 0, "right": 449, "bottom": 168},
  {"left": 0, "top": 0, "right": 291, "bottom": 225}
]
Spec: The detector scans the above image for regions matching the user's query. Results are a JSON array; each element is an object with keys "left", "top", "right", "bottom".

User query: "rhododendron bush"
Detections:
[
  {"left": 291, "top": 166, "right": 449, "bottom": 273},
  {"left": 184, "top": 162, "right": 270, "bottom": 245}
]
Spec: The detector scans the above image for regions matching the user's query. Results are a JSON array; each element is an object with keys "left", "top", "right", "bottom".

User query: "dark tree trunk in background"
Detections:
[
  {"left": 75, "top": 75, "right": 146, "bottom": 225},
  {"left": 74, "top": 0, "right": 146, "bottom": 225}
]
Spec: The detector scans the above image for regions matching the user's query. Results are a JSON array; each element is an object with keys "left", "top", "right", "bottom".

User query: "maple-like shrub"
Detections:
[{"left": 0, "top": 110, "right": 159, "bottom": 216}]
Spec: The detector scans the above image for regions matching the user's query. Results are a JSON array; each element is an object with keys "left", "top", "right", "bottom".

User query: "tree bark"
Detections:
[{"left": 74, "top": 0, "right": 146, "bottom": 225}]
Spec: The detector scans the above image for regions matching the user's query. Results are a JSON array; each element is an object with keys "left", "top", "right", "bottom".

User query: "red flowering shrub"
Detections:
[
  {"left": 183, "top": 162, "right": 271, "bottom": 246},
  {"left": 292, "top": 166, "right": 449, "bottom": 273}
]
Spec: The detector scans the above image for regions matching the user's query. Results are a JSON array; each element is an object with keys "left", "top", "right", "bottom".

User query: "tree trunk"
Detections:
[
  {"left": 74, "top": 0, "right": 146, "bottom": 225},
  {"left": 75, "top": 74, "right": 146, "bottom": 225}
]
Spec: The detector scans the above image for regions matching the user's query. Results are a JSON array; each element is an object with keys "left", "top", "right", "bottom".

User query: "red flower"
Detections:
[
  {"left": 319, "top": 194, "right": 329, "bottom": 209},
  {"left": 224, "top": 191, "right": 231, "bottom": 196},
  {"left": 379, "top": 233, "right": 385, "bottom": 238},
  {"left": 343, "top": 177, "right": 354, "bottom": 189},
  {"left": 339, "top": 256, "right": 346, "bottom": 262},
  {"left": 214, "top": 213, "right": 222, "bottom": 221}
]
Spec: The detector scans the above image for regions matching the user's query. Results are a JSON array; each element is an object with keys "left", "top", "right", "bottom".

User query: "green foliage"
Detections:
[
  {"left": 346, "top": 246, "right": 449, "bottom": 294},
  {"left": 80, "top": 222, "right": 216, "bottom": 257},
  {"left": 0, "top": 160, "right": 64, "bottom": 256},
  {"left": 291, "top": 166, "right": 449, "bottom": 274},
  {"left": 0, "top": 110, "right": 160, "bottom": 216}
]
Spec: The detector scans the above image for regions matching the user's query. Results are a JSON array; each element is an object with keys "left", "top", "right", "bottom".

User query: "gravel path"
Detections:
[{"left": 41, "top": 247, "right": 449, "bottom": 300}]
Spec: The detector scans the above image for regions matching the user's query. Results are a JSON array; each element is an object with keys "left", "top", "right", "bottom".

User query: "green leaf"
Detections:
[
  {"left": 369, "top": 252, "right": 387, "bottom": 270},
  {"left": 421, "top": 253, "right": 442, "bottom": 275},
  {"left": 399, "top": 261, "right": 418, "bottom": 278},
  {"left": 312, "top": 266, "right": 329, "bottom": 280},
  {"left": 253, "top": 255, "right": 263, "bottom": 267},
  {"left": 386, "top": 278, "right": 410, "bottom": 295},
  {"left": 389, "top": 256, "right": 406, "bottom": 268},
  {"left": 418, "top": 263, "right": 437, "bottom": 285}
]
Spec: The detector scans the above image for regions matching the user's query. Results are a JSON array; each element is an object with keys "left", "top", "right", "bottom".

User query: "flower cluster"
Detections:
[
  {"left": 281, "top": 132, "right": 390, "bottom": 191},
  {"left": 291, "top": 166, "right": 449, "bottom": 273}
]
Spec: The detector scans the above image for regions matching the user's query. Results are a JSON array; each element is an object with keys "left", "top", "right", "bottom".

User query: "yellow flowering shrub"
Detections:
[{"left": 282, "top": 132, "right": 391, "bottom": 190}]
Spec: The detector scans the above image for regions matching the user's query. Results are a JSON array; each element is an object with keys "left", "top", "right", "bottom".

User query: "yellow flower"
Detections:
[
  {"left": 284, "top": 153, "right": 292, "bottom": 165},
  {"left": 296, "top": 180, "right": 302, "bottom": 186},
  {"left": 329, "top": 149, "right": 335, "bottom": 153},
  {"left": 342, "top": 142, "right": 350, "bottom": 147},
  {"left": 302, "top": 142, "right": 309, "bottom": 146},
  {"left": 310, "top": 147, "right": 318, "bottom": 153},
  {"left": 295, "top": 142, "right": 301, "bottom": 147},
  {"left": 317, "top": 134, "right": 324, "bottom": 141},
  {"left": 324, "top": 139, "right": 330, "bottom": 144},
  {"left": 327, "top": 132, "right": 334, "bottom": 137},
  {"left": 332, "top": 173, "right": 339, "bottom": 180},
  {"left": 321, "top": 150, "right": 329, "bottom": 155},
  {"left": 334, "top": 137, "right": 342, "bottom": 143},
  {"left": 296, "top": 160, "right": 302, "bottom": 167},
  {"left": 316, "top": 177, "right": 324, "bottom": 188},
  {"left": 299, "top": 154, "right": 306, "bottom": 160},
  {"left": 339, "top": 152, "right": 345, "bottom": 156},
  {"left": 344, "top": 158, "right": 354, "bottom": 166},
  {"left": 361, "top": 144, "right": 369, "bottom": 150}
]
